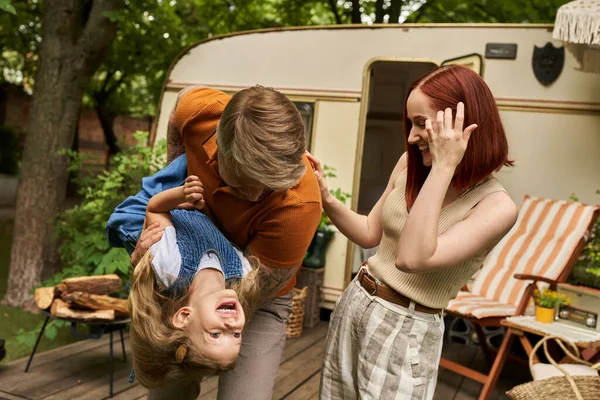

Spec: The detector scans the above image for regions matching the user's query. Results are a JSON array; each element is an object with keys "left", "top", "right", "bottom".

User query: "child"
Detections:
[{"left": 128, "top": 175, "right": 261, "bottom": 389}]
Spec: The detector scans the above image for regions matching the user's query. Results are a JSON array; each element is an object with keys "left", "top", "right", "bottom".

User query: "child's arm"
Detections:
[{"left": 146, "top": 176, "right": 204, "bottom": 228}]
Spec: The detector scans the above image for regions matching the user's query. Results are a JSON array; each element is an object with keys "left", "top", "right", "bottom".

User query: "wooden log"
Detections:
[
  {"left": 50, "top": 299, "right": 115, "bottom": 321},
  {"left": 62, "top": 291, "right": 129, "bottom": 316},
  {"left": 34, "top": 287, "right": 56, "bottom": 310},
  {"left": 62, "top": 274, "right": 122, "bottom": 295},
  {"left": 54, "top": 283, "right": 67, "bottom": 297}
]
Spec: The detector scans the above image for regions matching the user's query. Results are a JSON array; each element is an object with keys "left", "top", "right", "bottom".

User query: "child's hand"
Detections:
[{"left": 183, "top": 175, "right": 205, "bottom": 209}]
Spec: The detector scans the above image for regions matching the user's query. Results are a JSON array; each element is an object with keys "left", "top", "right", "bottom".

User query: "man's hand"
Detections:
[{"left": 131, "top": 221, "right": 163, "bottom": 267}]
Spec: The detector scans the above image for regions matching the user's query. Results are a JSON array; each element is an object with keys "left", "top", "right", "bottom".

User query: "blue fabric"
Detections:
[
  {"left": 105, "top": 154, "right": 188, "bottom": 254},
  {"left": 166, "top": 209, "right": 244, "bottom": 298}
]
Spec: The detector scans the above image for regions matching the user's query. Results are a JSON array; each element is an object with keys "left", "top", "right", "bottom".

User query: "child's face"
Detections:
[{"left": 189, "top": 288, "right": 246, "bottom": 365}]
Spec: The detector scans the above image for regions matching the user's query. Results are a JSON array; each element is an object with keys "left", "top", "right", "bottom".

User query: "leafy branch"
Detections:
[{"left": 319, "top": 165, "right": 352, "bottom": 231}]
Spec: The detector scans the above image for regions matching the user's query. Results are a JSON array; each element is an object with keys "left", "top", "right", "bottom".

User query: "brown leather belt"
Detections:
[{"left": 356, "top": 268, "right": 442, "bottom": 315}]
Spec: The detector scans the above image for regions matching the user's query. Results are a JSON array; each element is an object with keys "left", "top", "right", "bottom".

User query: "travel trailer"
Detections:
[{"left": 152, "top": 24, "right": 600, "bottom": 309}]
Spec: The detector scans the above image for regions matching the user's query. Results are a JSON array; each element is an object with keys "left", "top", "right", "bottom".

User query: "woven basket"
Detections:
[
  {"left": 286, "top": 287, "right": 308, "bottom": 339},
  {"left": 506, "top": 335, "right": 600, "bottom": 400}
]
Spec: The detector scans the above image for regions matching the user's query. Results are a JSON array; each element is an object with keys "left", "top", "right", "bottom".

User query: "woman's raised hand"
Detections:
[
  {"left": 425, "top": 102, "right": 477, "bottom": 170},
  {"left": 306, "top": 151, "right": 331, "bottom": 203}
]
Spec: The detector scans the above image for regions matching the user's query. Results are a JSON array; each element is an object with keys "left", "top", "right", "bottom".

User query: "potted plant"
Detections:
[
  {"left": 533, "top": 288, "right": 570, "bottom": 323},
  {"left": 567, "top": 192, "right": 600, "bottom": 289},
  {"left": 303, "top": 165, "right": 351, "bottom": 269}
]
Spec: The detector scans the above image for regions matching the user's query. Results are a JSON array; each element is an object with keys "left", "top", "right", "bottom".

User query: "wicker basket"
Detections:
[
  {"left": 286, "top": 287, "right": 308, "bottom": 339},
  {"left": 506, "top": 335, "right": 600, "bottom": 400},
  {"left": 296, "top": 267, "right": 324, "bottom": 328},
  {"left": 507, "top": 376, "right": 600, "bottom": 400}
]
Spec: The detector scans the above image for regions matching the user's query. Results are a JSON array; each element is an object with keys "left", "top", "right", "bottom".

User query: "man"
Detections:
[{"left": 107, "top": 86, "right": 321, "bottom": 399}]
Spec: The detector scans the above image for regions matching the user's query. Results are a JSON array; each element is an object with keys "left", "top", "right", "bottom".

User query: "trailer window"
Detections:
[{"left": 293, "top": 101, "right": 314, "bottom": 150}]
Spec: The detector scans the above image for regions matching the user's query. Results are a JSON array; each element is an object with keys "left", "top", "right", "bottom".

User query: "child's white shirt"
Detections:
[{"left": 148, "top": 226, "right": 253, "bottom": 289}]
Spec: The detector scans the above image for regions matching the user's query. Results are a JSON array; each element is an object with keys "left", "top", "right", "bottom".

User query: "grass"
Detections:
[{"left": 0, "top": 218, "right": 78, "bottom": 364}]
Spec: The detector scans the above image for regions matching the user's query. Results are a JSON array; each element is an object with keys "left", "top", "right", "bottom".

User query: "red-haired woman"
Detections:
[{"left": 308, "top": 65, "right": 518, "bottom": 399}]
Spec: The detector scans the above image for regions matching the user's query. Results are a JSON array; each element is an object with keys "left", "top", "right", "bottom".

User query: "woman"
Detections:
[{"left": 308, "top": 65, "right": 518, "bottom": 400}]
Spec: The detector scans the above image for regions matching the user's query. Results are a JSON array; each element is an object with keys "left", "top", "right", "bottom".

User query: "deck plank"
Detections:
[
  {"left": 3, "top": 339, "right": 129, "bottom": 398},
  {"left": 436, "top": 340, "right": 479, "bottom": 400},
  {"left": 0, "top": 321, "right": 527, "bottom": 400},
  {"left": 284, "top": 371, "right": 321, "bottom": 400},
  {"left": 198, "top": 322, "right": 329, "bottom": 399}
]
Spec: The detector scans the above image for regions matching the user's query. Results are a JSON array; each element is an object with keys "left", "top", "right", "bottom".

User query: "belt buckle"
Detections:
[
  {"left": 360, "top": 267, "right": 379, "bottom": 296},
  {"left": 369, "top": 278, "right": 378, "bottom": 296}
]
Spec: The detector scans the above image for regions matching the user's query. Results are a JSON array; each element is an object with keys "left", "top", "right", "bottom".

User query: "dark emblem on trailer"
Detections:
[{"left": 532, "top": 42, "right": 565, "bottom": 86}]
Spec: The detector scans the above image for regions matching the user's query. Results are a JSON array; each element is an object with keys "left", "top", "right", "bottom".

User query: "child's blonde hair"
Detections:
[{"left": 128, "top": 251, "right": 263, "bottom": 388}]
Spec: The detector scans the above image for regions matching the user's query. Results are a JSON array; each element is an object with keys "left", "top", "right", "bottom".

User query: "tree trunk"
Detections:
[
  {"left": 389, "top": 0, "right": 402, "bottom": 23},
  {"left": 94, "top": 92, "right": 120, "bottom": 156},
  {"left": 375, "top": 0, "right": 385, "bottom": 23},
  {"left": 0, "top": 84, "right": 7, "bottom": 125},
  {"left": 351, "top": 0, "right": 362, "bottom": 24},
  {"left": 327, "top": 0, "right": 343, "bottom": 24},
  {"left": 1, "top": 0, "right": 123, "bottom": 309}
]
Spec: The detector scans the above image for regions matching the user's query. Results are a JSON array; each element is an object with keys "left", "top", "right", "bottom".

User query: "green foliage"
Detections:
[
  {"left": 0, "top": 0, "right": 16, "bottom": 15},
  {"left": 44, "top": 131, "right": 166, "bottom": 288},
  {"left": 1, "top": 304, "right": 78, "bottom": 362},
  {"left": 15, "top": 318, "right": 66, "bottom": 347},
  {"left": 569, "top": 190, "right": 600, "bottom": 287},
  {"left": 404, "top": 0, "right": 570, "bottom": 23},
  {"left": 15, "top": 132, "right": 166, "bottom": 346},
  {"left": 319, "top": 165, "right": 352, "bottom": 231},
  {"left": 85, "top": 0, "right": 204, "bottom": 117},
  {"left": 577, "top": 215, "right": 600, "bottom": 277},
  {"left": 0, "top": 125, "right": 20, "bottom": 175},
  {"left": 0, "top": 0, "right": 40, "bottom": 89},
  {"left": 1, "top": 0, "right": 568, "bottom": 118},
  {"left": 534, "top": 288, "right": 570, "bottom": 309}
]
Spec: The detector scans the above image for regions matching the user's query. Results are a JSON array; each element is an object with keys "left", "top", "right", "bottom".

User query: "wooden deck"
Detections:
[{"left": 0, "top": 322, "right": 528, "bottom": 400}]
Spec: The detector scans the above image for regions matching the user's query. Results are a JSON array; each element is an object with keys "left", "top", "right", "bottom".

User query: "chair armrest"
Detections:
[{"left": 513, "top": 274, "right": 557, "bottom": 286}]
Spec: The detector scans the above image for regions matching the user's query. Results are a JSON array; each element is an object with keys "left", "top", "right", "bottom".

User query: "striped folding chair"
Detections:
[{"left": 441, "top": 195, "right": 599, "bottom": 400}]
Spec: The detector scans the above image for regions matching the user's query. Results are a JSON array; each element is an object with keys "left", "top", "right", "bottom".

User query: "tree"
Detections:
[
  {"left": 85, "top": 0, "right": 340, "bottom": 155},
  {"left": 2, "top": 0, "right": 123, "bottom": 309},
  {"left": 0, "top": 0, "right": 16, "bottom": 14},
  {"left": 84, "top": 1, "right": 207, "bottom": 156},
  {"left": 1, "top": 0, "right": 568, "bottom": 309},
  {"left": 404, "top": 0, "right": 569, "bottom": 23},
  {"left": 0, "top": 1, "right": 42, "bottom": 92}
]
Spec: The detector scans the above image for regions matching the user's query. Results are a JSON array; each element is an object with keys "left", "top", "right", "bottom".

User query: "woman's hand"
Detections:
[
  {"left": 306, "top": 151, "right": 332, "bottom": 203},
  {"left": 425, "top": 102, "right": 477, "bottom": 170},
  {"left": 183, "top": 175, "right": 205, "bottom": 209},
  {"left": 131, "top": 221, "right": 163, "bottom": 267}
]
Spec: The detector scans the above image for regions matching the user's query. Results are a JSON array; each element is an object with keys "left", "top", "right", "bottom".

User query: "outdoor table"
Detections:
[
  {"left": 24, "top": 310, "right": 130, "bottom": 398},
  {"left": 501, "top": 316, "right": 600, "bottom": 365}
]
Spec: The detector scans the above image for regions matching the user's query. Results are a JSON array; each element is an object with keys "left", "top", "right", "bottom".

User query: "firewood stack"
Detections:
[{"left": 34, "top": 274, "right": 128, "bottom": 321}]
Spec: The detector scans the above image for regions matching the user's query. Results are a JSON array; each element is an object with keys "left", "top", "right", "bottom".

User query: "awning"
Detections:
[{"left": 553, "top": 0, "right": 600, "bottom": 73}]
